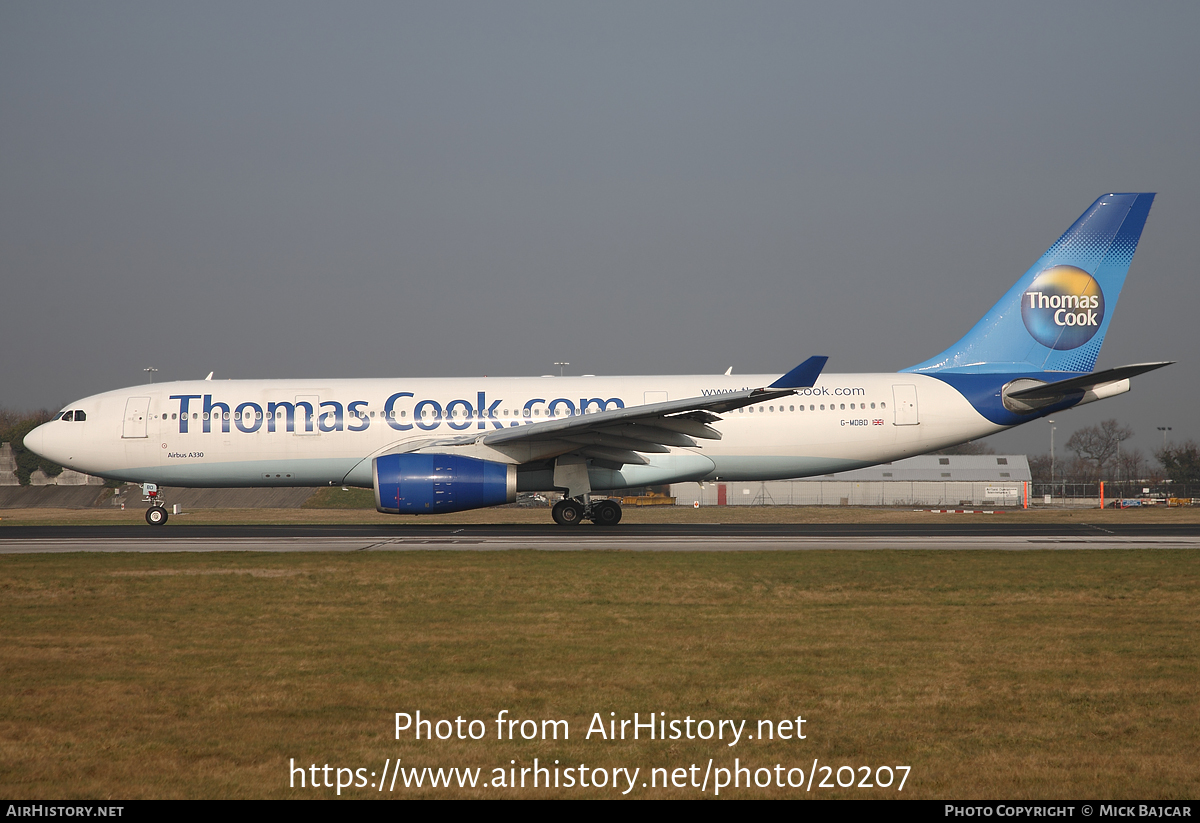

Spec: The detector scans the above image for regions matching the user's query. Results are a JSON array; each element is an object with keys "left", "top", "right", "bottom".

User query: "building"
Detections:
[{"left": 671, "top": 455, "right": 1031, "bottom": 507}]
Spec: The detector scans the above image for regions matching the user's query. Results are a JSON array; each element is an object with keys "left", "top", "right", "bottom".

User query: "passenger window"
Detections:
[
  {"left": 809, "top": 405, "right": 814, "bottom": 411},
  {"left": 769, "top": 406, "right": 774, "bottom": 412},
  {"left": 880, "top": 402, "right": 886, "bottom": 409},
  {"left": 789, "top": 405, "right": 795, "bottom": 412},
  {"left": 840, "top": 404, "right": 845, "bottom": 410},
  {"left": 820, "top": 405, "right": 825, "bottom": 410},
  {"left": 871, "top": 403, "right": 875, "bottom": 409}
]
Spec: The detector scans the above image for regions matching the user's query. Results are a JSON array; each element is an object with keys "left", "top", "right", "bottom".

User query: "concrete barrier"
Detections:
[
  {"left": 0, "top": 486, "right": 108, "bottom": 509},
  {"left": 110, "top": 486, "right": 318, "bottom": 509},
  {"left": 55, "top": 469, "right": 106, "bottom": 486},
  {"left": 0, "top": 444, "right": 17, "bottom": 486}
]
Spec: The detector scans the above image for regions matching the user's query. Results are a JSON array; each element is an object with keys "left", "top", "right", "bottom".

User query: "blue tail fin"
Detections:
[{"left": 904, "top": 193, "right": 1155, "bottom": 375}]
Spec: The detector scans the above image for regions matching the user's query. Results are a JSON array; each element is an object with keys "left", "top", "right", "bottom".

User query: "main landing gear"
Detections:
[{"left": 552, "top": 497, "right": 622, "bottom": 526}]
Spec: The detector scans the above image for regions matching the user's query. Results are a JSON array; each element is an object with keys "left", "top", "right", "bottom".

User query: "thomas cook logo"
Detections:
[{"left": 1021, "top": 265, "right": 1104, "bottom": 350}]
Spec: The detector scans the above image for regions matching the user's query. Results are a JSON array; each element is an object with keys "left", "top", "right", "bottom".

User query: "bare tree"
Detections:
[
  {"left": 1065, "top": 419, "right": 1133, "bottom": 482},
  {"left": 1028, "top": 454, "right": 1052, "bottom": 484},
  {"left": 1156, "top": 441, "right": 1200, "bottom": 485},
  {"left": 1115, "top": 447, "right": 1147, "bottom": 484}
]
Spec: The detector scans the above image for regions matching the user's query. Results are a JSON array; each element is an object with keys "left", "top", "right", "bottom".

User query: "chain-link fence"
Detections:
[
  {"left": 674, "top": 480, "right": 1028, "bottom": 508},
  {"left": 670, "top": 480, "right": 1199, "bottom": 508},
  {"left": 1031, "top": 483, "right": 1198, "bottom": 507}
]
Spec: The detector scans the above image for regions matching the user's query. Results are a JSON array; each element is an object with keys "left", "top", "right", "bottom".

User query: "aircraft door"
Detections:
[
  {"left": 891, "top": 385, "right": 919, "bottom": 426},
  {"left": 122, "top": 396, "right": 151, "bottom": 439}
]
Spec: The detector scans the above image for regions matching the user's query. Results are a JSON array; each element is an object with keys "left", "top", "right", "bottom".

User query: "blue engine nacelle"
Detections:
[{"left": 373, "top": 453, "right": 517, "bottom": 514}]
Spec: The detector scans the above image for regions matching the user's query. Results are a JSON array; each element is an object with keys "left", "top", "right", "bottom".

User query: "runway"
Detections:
[{"left": 2, "top": 523, "right": 1199, "bottom": 553}]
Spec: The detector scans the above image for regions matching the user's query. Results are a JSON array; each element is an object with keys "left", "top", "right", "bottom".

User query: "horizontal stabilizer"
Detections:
[
  {"left": 769, "top": 356, "right": 829, "bottom": 389},
  {"left": 1007, "top": 361, "right": 1173, "bottom": 400}
]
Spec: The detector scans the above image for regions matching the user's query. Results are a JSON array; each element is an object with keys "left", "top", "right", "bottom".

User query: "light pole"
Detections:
[
  {"left": 554, "top": 362, "right": 569, "bottom": 377},
  {"left": 143, "top": 367, "right": 158, "bottom": 384},
  {"left": 1158, "top": 426, "right": 1172, "bottom": 450},
  {"left": 1048, "top": 418, "right": 1056, "bottom": 498}
]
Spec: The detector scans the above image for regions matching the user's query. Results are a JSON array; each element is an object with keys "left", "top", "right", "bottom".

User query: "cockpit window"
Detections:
[
  {"left": 74, "top": 410, "right": 86, "bottom": 421},
  {"left": 61, "top": 411, "right": 74, "bottom": 421}
]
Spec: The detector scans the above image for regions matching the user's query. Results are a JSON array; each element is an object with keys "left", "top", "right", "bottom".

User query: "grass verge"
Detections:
[{"left": 2, "top": 550, "right": 1198, "bottom": 798}]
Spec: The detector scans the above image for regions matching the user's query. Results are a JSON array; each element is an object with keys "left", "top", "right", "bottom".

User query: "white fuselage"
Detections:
[{"left": 29, "top": 372, "right": 1000, "bottom": 491}]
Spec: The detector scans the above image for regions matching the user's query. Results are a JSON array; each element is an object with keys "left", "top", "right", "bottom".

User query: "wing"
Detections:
[{"left": 402, "top": 356, "right": 828, "bottom": 467}]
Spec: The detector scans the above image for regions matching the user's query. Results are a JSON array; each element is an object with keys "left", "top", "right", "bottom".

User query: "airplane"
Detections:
[{"left": 23, "top": 193, "right": 1171, "bottom": 526}]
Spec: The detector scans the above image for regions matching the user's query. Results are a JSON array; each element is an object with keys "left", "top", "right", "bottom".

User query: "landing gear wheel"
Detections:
[
  {"left": 145, "top": 506, "right": 168, "bottom": 526},
  {"left": 552, "top": 498, "right": 584, "bottom": 526},
  {"left": 590, "top": 499, "right": 622, "bottom": 526}
]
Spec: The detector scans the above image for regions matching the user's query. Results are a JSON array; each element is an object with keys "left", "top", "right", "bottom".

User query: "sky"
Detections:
[{"left": 2, "top": 1, "right": 1197, "bottom": 461}]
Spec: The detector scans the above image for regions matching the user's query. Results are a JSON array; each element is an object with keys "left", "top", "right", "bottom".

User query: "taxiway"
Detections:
[{"left": 1, "top": 523, "right": 1198, "bottom": 553}]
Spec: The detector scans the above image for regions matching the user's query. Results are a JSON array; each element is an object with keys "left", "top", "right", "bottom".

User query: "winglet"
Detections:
[{"left": 769, "top": 356, "right": 828, "bottom": 389}]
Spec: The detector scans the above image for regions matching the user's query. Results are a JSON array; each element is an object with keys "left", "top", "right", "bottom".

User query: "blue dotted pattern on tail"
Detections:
[{"left": 904, "top": 193, "right": 1154, "bottom": 376}]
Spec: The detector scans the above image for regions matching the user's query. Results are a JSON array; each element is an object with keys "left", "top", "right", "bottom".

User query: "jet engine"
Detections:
[{"left": 373, "top": 453, "right": 517, "bottom": 514}]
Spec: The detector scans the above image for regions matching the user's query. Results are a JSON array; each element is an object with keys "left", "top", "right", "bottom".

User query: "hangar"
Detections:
[{"left": 671, "top": 455, "right": 1031, "bottom": 508}]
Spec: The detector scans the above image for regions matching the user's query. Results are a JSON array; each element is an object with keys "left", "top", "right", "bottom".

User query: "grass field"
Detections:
[{"left": 3, "top": 546, "right": 1198, "bottom": 798}]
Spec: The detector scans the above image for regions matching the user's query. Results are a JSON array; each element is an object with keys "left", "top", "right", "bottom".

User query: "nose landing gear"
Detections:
[{"left": 142, "top": 482, "right": 168, "bottom": 525}]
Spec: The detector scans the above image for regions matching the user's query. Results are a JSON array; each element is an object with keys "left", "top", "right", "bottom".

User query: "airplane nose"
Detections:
[{"left": 22, "top": 422, "right": 50, "bottom": 460}]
